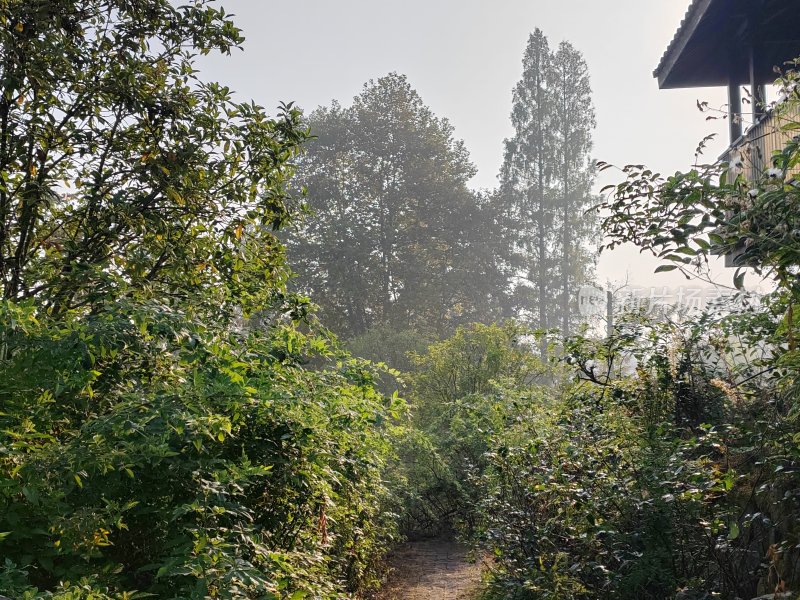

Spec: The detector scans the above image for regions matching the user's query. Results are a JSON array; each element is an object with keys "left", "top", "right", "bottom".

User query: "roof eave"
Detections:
[{"left": 654, "top": 0, "right": 715, "bottom": 89}]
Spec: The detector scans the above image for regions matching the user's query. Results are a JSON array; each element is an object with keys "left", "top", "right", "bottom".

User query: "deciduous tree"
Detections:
[
  {"left": 0, "top": 0, "right": 306, "bottom": 318},
  {"left": 288, "top": 74, "right": 511, "bottom": 339},
  {"left": 0, "top": 3, "right": 401, "bottom": 597}
]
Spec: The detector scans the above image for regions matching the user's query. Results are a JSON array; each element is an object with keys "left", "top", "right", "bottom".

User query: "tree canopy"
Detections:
[
  {"left": 0, "top": 0, "right": 309, "bottom": 319},
  {"left": 499, "top": 30, "right": 598, "bottom": 341},
  {"left": 287, "top": 73, "right": 511, "bottom": 339},
  {"left": 0, "top": 2, "right": 402, "bottom": 598}
]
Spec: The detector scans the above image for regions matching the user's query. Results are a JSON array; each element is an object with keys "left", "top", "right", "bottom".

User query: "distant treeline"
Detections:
[{"left": 288, "top": 29, "right": 599, "bottom": 352}]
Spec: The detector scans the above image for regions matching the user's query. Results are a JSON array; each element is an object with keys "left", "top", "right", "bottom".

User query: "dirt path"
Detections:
[{"left": 376, "top": 538, "right": 484, "bottom": 600}]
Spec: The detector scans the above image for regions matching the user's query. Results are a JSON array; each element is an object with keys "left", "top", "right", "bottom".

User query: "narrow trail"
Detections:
[{"left": 376, "top": 538, "right": 484, "bottom": 600}]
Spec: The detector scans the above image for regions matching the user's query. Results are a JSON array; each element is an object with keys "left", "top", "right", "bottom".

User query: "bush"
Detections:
[
  {"left": 0, "top": 298, "right": 405, "bottom": 598},
  {"left": 476, "top": 386, "right": 732, "bottom": 600},
  {"left": 391, "top": 322, "right": 551, "bottom": 538},
  {"left": 0, "top": 299, "right": 404, "bottom": 598}
]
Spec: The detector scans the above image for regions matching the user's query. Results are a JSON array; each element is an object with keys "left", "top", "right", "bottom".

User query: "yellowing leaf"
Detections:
[{"left": 166, "top": 187, "right": 184, "bottom": 205}]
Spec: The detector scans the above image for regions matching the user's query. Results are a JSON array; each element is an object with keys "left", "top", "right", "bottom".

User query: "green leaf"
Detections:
[
  {"left": 694, "top": 237, "right": 711, "bottom": 250},
  {"left": 733, "top": 269, "right": 745, "bottom": 290},
  {"left": 708, "top": 232, "right": 725, "bottom": 245},
  {"left": 654, "top": 265, "right": 678, "bottom": 273}
]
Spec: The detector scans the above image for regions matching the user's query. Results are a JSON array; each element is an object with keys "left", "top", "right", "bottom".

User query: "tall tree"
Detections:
[
  {"left": 288, "top": 73, "right": 511, "bottom": 339},
  {"left": 499, "top": 30, "right": 598, "bottom": 344},
  {"left": 550, "top": 41, "right": 598, "bottom": 337},
  {"left": 500, "top": 29, "right": 556, "bottom": 352},
  {"left": 0, "top": 2, "right": 402, "bottom": 597},
  {"left": 0, "top": 0, "right": 307, "bottom": 319}
]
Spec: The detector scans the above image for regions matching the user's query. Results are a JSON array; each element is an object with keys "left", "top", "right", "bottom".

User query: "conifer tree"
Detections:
[
  {"left": 500, "top": 30, "right": 598, "bottom": 343},
  {"left": 551, "top": 40, "right": 598, "bottom": 336}
]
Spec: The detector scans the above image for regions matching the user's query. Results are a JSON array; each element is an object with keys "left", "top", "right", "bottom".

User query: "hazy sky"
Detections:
[{"left": 197, "top": 1, "right": 744, "bottom": 291}]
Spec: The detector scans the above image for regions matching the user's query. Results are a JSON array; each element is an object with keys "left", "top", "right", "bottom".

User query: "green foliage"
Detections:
[
  {"left": 499, "top": 30, "right": 599, "bottom": 339},
  {"left": 474, "top": 311, "right": 749, "bottom": 599},
  {"left": 409, "top": 322, "right": 546, "bottom": 407},
  {"left": 0, "top": 1, "right": 403, "bottom": 597},
  {"left": 287, "top": 74, "right": 512, "bottom": 338},
  {"left": 0, "top": 297, "right": 403, "bottom": 598},
  {"left": 469, "top": 74, "right": 800, "bottom": 591},
  {"left": 347, "top": 325, "right": 431, "bottom": 374},
  {"left": 394, "top": 322, "right": 551, "bottom": 537},
  {"left": 559, "top": 62, "right": 800, "bottom": 598},
  {"left": 345, "top": 325, "right": 431, "bottom": 394},
  {"left": 597, "top": 65, "right": 800, "bottom": 292},
  {"left": 0, "top": 0, "right": 308, "bottom": 317}
]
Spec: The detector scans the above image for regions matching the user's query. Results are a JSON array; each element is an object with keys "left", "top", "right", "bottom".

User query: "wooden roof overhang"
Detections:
[{"left": 654, "top": 0, "right": 800, "bottom": 90}]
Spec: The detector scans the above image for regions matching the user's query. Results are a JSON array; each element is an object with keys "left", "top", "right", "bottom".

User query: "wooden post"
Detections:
[
  {"left": 728, "top": 81, "right": 742, "bottom": 145},
  {"left": 728, "top": 38, "right": 743, "bottom": 145},
  {"left": 748, "top": 43, "right": 767, "bottom": 176},
  {"left": 749, "top": 44, "right": 766, "bottom": 121}
]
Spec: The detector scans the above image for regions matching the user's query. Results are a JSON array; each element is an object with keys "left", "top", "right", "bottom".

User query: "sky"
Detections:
[{"left": 197, "top": 0, "right": 750, "bottom": 295}]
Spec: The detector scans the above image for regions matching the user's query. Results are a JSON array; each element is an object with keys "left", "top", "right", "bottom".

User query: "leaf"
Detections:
[
  {"left": 728, "top": 521, "right": 740, "bottom": 540},
  {"left": 709, "top": 232, "right": 725, "bottom": 245},
  {"left": 22, "top": 486, "right": 39, "bottom": 505},
  {"left": 694, "top": 237, "right": 710, "bottom": 250},
  {"left": 654, "top": 265, "right": 678, "bottom": 273},
  {"left": 722, "top": 469, "right": 735, "bottom": 491},
  {"left": 733, "top": 269, "right": 745, "bottom": 290},
  {"left": 165, "top": 187, "right": 184, "bottom": 205}
]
